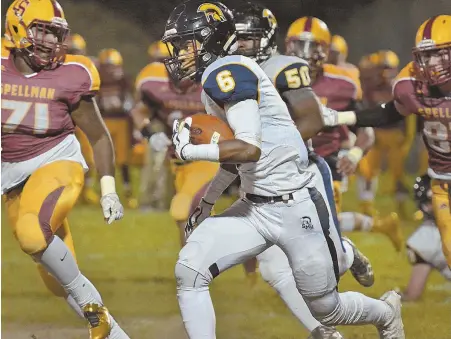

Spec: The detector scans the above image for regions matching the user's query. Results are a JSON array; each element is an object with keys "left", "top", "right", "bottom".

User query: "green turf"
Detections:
[{"left": 2, "top": 174, "right": 450, "bottom": 338}]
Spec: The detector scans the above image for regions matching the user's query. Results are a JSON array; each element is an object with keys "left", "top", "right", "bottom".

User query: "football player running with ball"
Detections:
[
  {"left": 163, "top": 1, "right": 404, "bottom": 338},
  {"left": 233, "top": 2, "right": 379, "bottom": 338},
  {"left": 2, "top": 1, "right": 128, "bottom": 338}
]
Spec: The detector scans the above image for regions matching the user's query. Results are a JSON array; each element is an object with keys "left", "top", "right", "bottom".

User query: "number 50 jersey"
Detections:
[{"left": 200, "top": 54, "right": 312, "bottom": 196}]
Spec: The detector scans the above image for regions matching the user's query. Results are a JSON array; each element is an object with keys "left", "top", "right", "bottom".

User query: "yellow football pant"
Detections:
[
  {"left": 358, "top": 129, "right": 407, "bottom": 188},
  {"left": 4, "top": 160, "right": 84, "bottom": 296},
  {"left": 170, "top": 161, "right": 219, "bottom": 221},
  {"left": 432, "top": 179, "right": 451, "bottom": 267},
  {"left": 104, "top": 118, "right": 131, "bottom": 166}
]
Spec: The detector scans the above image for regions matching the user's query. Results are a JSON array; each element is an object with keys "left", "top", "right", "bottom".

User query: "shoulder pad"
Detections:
[
  {"left": 202, "top": 63, "right": 259, "bottom": 104},
  {"left": 394, "top": 62, "right": 416, "bottom": 83},
  {"left": 64, "top": 54, "right": 100, "bottom": 91},
  {"left": 323, "top": 63, "right": 362, "bottom": 100},
  {"left": 274, "top": 60, "right": 311, "bottom": 93},
  {"left": 135, "top": 62, "right": 168, "bottom": 90}
]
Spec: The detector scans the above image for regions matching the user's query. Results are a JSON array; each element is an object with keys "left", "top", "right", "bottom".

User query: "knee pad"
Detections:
[
  {"left": 15, "top": 213, "right": 49, "bottom": 254},
  {"left": 170, "top": 193, "right": 192, "bottom": 221},
  {"left": 304, "top": 291, "right": 340, "bottom": 325},
  {"left": 175, "top": 262, "right": 211, "bottom": 289},
  {"left": 37, "top": 264, "right": 67, "bottom": 297}
]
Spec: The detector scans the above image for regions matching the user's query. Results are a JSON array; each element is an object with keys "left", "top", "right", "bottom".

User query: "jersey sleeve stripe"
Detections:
[
  {"left": 63, "top": 61, "right": 96, "bottom": 90},
  {"left": 323, "top": 71, "right": 360, "bottom": 99},
  {"left": 136, "top": 76, "right": 169, "bottom": 90}
]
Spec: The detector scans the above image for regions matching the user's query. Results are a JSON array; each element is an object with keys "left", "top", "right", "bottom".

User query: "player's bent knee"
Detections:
[
  {"left": 15, "top": 213, "right": 50, "bottom": 255},
  {"left": 304, "top": 291, "right": 340, "bottom": 325},
  {"left": 170, "top": 193, "right": 192, "bottom": 221},
  {"left": 175, "top": 261, "right": 211, "bottom": 289}
]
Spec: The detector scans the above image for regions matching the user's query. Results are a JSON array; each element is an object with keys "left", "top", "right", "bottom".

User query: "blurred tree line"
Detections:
[{"left": 2, "top": 0, "right": 449, "bottom": 77}]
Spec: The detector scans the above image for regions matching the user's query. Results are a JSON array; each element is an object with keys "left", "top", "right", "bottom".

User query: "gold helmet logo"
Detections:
[
  {"left": 197, "top": 3, "right": 226, "bottom": 23},
  {"left": 262, "top": 8, "right": 277, "bottom": 29}
]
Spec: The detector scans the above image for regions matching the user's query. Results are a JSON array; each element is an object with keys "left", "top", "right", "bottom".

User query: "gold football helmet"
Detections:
[
  {"left": 68, "top": 33, "right": 86, "bottom": 55},
  {"left": 286, "top": 17, "right": 331, "bottom": 76},
  {"left": 148, "top": 40, "right": 171, "bottom": 62},
  {"left": 5, "top": 0, "right": 69, "bottom": 68},
  {"left": 329, "top": 35, "right": 348, "bottom": 65},
  {"left": 413, "top": 15, "right": 451, "bottom": 85}
]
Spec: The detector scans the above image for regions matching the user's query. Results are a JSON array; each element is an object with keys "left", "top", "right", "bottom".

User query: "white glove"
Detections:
[
  {"left": 100, "top": 193, "right": 124, "bottom": 224},
  {"left": 185, "top": 198, "right": 214, "bottom": 239},
  {"left": 172, "top": 117, "right": 192, "bottom": 160},
  {"left": 149, "top": 131, "right": 171, "bottom": 152}
]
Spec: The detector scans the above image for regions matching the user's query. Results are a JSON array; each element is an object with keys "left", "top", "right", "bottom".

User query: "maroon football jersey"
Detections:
[
  {"left": 311, "top": 64, "right": 362, "bottom": 157},
  {"left": 1, "top": 51, "right": 100, "bottom": 162},
  {"left": 393, "top": 62, "right": 451, "bottom": 176},
  {"left": 135, "top": 62, "right": 204, "bottom": 159},
  {"left": 97, "top": 65, "right": 133, "bottom": 118}
]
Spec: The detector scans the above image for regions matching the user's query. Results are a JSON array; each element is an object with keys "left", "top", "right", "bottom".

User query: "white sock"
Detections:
[
  {"left": 273, "top": 279, "right": 321, "bottom": 331},
  {"left": 339, "top": 212, "right": 373, "bottom": 232},
  {"left": 341, "top": 240, "right": 355, "bottom": 273},
  {"left": 340, "top": 212, "right": 356, "bottom": 232},
  {"left": 177, "top": 288, "right": 216, "bottom": 339}
]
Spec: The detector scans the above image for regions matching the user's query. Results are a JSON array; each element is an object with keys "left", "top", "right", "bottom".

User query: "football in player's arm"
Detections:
[{"left": 173, "top": 63, "right": 262, "bottom": 164}]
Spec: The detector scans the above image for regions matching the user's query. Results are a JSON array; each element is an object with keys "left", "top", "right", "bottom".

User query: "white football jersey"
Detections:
[
  {"left": 201, "top": 55, "right": 312, "bottom": 196},
  {"left": 260, "top": 53, "right": 314, "bottom": 151}
]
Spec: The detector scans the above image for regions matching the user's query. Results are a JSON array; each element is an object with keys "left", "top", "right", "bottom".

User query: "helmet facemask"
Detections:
[
  {"left": 235, "top": 24, "right": 277, "bottom": 63},
  {"left": 413, "top": 42, "right": 451, "bottom": 86},
  {"left": 21, "top": 19, "right": 69, "bottom": 70},
  {"left": 286, "top": 38, "right": 328, "bottom": 77},
  {"left": 163, "top": 27, "right": 236, "bottom": 84}
]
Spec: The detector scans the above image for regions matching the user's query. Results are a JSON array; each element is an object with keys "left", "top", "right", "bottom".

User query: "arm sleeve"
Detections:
[
  {"left": 225, "top": 99, "right": 262, "bottom": 149},
  {"left": 274, "top": 61, "right": 312, "bottom": 94},
  {"left": 354, "top": 101, "right": 405, "bottom": 127}
]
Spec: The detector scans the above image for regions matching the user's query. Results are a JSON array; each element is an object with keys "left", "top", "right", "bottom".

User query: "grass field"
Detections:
[{"left": 2, "top": 174, "right": 451, "bottom": 339}]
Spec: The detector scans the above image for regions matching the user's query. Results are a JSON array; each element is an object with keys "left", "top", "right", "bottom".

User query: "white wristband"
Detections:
[
  {"left": 337, "top": 111, "right": 357, "bottom": 126},
  {"left": 182, "top": 143, "right": 220, "bottom": 162},
  {"left": 204, "top": 167, "right": 238, "bottom": 203},
  {"left": 100, "top": 175, "right": 116, "bottom": 196},
  {"left": 347, "top": 146, "right": 364, "bottom": 164}
]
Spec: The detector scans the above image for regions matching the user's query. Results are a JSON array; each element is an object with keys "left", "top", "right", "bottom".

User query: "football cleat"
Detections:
[
  {"left": 342, "top": 237, "right": 374, "bottom": 287},
  {"left": 83, "top": 303, "right": 112, "bottom": 339},
  {"left": 372, "top": 212, "right": 404, "bottom": 252},
  {"left": 377, "top": 291, "right": 405, "bottom": 339},
  {"left": 308, "top": 325, "right": 344, "bottom": 339}
]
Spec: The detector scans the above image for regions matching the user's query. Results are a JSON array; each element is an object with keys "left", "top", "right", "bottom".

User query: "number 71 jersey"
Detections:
[
  {"left": 393, "top": 62, "right": 451, "bottom": 180},
  {"left": 1, "top": 49, "right": 100, "bottom": 162}
]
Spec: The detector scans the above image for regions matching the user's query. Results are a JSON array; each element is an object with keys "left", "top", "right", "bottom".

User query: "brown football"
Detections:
[{"left": 189, "top": 113, "right": 234, "bottom": 145}]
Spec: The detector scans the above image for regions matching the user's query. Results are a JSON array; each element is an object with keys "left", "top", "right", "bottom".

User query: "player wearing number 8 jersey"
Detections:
[
  {"left": 163, "top": 1, "right": 404, "bottom": 338},
  {"left": 1, "top": 1, "right": 128, "bottom": 338},
  {"left": 343, "top": 15, "right": 451, "bottom": 268}
]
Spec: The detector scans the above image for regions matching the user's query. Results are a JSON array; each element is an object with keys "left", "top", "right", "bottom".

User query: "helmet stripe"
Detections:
[
  {"left": 51, "top": 0, "right": 63, "bottom": 18},
  {"left": 303, "top": 17, "right": 313, "bottom": 32},
  {"left": 422, "top": 15, "right": 438, "bottom": 40}
]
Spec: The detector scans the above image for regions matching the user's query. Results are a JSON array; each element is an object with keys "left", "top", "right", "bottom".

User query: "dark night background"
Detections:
[{"left": 1, "top": 0, "right": 449, "bottom": 75}]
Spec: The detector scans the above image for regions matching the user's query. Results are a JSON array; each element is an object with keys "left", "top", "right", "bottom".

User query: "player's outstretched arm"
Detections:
[
  {"left": 336, "top": 100, "right": 407, "bottom": 127},
  {"left": 283, "top": 88, "right": 324, "bottom": 140},
  {"left": 72, "top": 98, "right": 124, "bottom": 224}
]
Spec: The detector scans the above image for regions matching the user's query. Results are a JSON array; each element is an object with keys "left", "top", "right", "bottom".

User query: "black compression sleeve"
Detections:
[{"left": 354, "top": 100, "right": 405, "bottom": 127}]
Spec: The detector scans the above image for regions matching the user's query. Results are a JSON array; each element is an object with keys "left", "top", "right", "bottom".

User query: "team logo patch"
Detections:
[
  {"left": 197, "top": 3, "right": 226, "bottom": 23},
  {"left": 301, "top": 216, "right": 313, "bottom": 230},
  {"left": 211, "top": 131, "right": 220, "bottom": 144}
]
